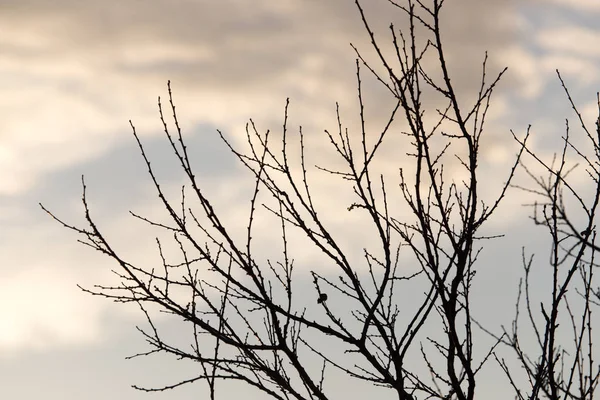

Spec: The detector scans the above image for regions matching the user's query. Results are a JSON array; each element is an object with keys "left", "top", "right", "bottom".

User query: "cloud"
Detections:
[
  {"left": 0, "top": 217, "right": 115, "bottom": 353},
  {"left": 540, "top": 0, "right": 600, "bottom": 11},
  {"left": 0, "top": 265, "right": 105, "bottom": 352},
  {"left": 0, "top": 0, "right": 524, "bottom": 195},
  {"left": 2, "top": 0, "right": 597, "bottom": 358},
  {"left": 537, "top": 26, "right": 600, "bottom": 59}
]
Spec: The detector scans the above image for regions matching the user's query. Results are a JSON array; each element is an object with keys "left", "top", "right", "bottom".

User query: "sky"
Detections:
[{"left": 1, "top": 0, "right": 600, "bottom": 399}]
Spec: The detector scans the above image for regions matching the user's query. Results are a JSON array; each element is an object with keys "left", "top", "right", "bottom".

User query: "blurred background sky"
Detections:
[{"left": 1, "top": 0, "right": 600, "bottom": 399}]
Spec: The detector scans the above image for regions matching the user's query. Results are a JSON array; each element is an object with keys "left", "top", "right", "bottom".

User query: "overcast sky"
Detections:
[{"left": 1, "top": 0, "right": 600, "bottom": 399}]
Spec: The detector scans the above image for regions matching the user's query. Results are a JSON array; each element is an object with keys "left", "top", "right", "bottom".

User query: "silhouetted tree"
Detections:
[
  {"left": 487, "top": 73, "right": 600, "bottom": 400},
  {"left": 42, "top": 1, "right": 600, "bottom": 399}
]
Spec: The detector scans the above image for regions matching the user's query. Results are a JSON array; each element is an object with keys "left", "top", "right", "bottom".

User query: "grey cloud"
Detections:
[
  {"left": 0, "top": 0, "right": 523, "bottom": 94},
  {"left": 34, "top": 121, "right": 240, "bottom": 222}
]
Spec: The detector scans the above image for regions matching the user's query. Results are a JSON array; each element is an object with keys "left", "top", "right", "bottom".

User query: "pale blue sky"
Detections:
[{"left": 1, "top": 0, "right": 600, "bottom": 399}]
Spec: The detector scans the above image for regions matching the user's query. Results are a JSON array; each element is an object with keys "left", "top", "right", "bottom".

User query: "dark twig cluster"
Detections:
[{"left": 485, "top": 72, "right": 600, "bottom": 400}]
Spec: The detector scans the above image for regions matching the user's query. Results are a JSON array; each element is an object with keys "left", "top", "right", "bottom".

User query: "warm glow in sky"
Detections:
[{"left": 1, "top": 0, "right": 599, "bottom": 399}]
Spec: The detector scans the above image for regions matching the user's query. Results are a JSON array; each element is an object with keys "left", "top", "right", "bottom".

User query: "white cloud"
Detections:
[
  {"left": 537, "top": 26, "right": 600, "bottom": 58},
  {"left": 539, "top": 0, "right": 600, "bottom": 11},
  {"left": 0, "top": 265, "right": 105, "bottom": 352},
  {"left": 497, "top": 45, "right": 546, "bottom": 99},
  {"left": 541, "top": 55, "right": 600, "bottom": 83}
]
